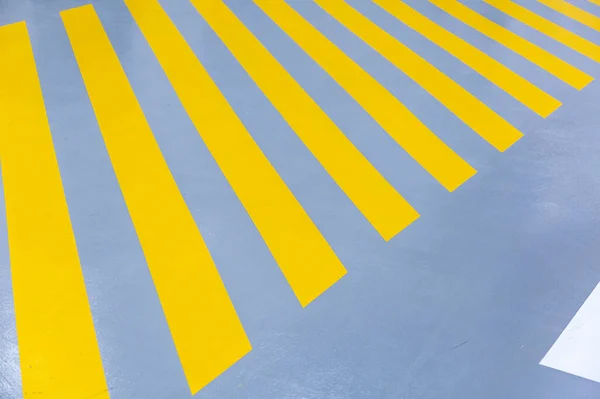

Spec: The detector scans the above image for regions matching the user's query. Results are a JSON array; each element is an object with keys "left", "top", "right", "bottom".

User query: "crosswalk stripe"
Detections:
[
  {"left": 590, "top": 0, "right": 600, "bottom": 7},
  {"left": 61, "top": 5, "right": 251, "bottom": 394},
  {"left": 0, "top": 21, "right": 109, "bottom": 399},
  {"left": 539, "top": 0, "right": 600, "bottom": 31},
  {"left": 189, "top": 0, "right": 419, "bottom": 240},
  {"left": 315, "top": 0, "right": 523, "bottom": 152},
  {"left": 124, "top": 0, "right": 347, "bottom": 310},
  {"left": 429, "top": 0, "right": 593, "bottom": 90},
  {"left": 485, "top": 0, "right": 600, "bottom": 63},
  {"left": 374, "top": 0, "right": 561, "bottom": 117},
  {"left": 254, "top": 0, "right": 476, "bottom": 192}
]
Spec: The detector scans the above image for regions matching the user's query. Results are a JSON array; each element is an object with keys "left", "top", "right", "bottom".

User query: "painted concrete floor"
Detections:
[{"left": 2, "top": 0, "right": 600, "bottom": 398}]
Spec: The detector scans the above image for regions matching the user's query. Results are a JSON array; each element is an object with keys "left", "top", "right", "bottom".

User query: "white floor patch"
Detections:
[{"left": 541, "top": 282, "right": 600, "bottom": 383}]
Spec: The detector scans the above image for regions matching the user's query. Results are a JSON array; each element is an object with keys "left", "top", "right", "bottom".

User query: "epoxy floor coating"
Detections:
[{"left": 2, "top": 0, "right": 600, "bottom": 398}]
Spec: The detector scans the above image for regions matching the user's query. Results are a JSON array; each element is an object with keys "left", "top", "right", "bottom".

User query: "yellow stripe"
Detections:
[
  {"left": 429, "top": 0, "right": 593, "bottom": 89},
  {"left": 539, "top": 0, "right": 600, "bottom": 31},
  {"left": 254, "top": 0, "right": 475, "bottom": 192},
  {"left": 188, "top": 0, "right": 418, "bottom": 240},
  {"left": 485, "top": 0, "right": 600, "bottom": 63},
  {"left": 315, "top": 0, "right": 522, "bottom": 152},
  {"left": 591, "top": 0, "right": 600, "bottom": 7},
  {"left": 61, "top": 5, "right": 251, "bottom": 394},
  {"left": 375, "top": 0, "right": 560, "bottom": 117},
  {"left": 123, "top": 0, "right": 348, "bottom": 310},
  {"left": 0, "top": 22, "right": 109, "bottom": 399}
]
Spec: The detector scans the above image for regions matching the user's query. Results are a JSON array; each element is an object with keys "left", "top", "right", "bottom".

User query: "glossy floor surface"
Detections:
[{"left": 2, "top": 0, "right": 600, "bottom": 398}]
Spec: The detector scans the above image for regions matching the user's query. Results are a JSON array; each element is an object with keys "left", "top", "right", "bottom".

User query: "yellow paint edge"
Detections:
[
  {"left": 61, "top": 5, "right": 251, "bottom": 393},
  {"left": 376, "top": 0, "right": 561, "bottom": 117},
  {"left": 429, "top": 0, "right": 593, "bottom": 90},
  {"left": 190, "top": 0, "right": 420, "bottom": 240},
  {"left": 255, "top": 0, "right": 476, "bottom": 192},
  {"left": 123, "top": 0, "right": 348, "bottom": 310},
  {"left": 0, "top": 21, "right": 109, "bottom": 399}
]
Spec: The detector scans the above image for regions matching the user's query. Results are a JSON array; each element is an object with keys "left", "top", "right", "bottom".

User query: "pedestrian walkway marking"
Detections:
[
  {"left": 124, "top": 0, "right": 348, "bottom": 312},
  {"left": 375, "top": 0, "right": 561, "bottom": 117},
  {"left": 485, "top": 0, "right": 600, "bottom": 63},
  {"left": 539, "top": 0, "right": 600, "bottom": 31},
  {"left": 61, "top": 5, "right": 251, "bottom": 394},
  {"left": 189, "top": 0, "right": 419, "bottom": 240},
  {"left": 255, "top": 0, "right": 476, "bottom": 192},
  {"left": 3, "top": 0, "right": 600, "bottom": 395},
  {"left": 0, "top": 21, "right": 109, "bottom": 399},
  {"left": 429, "top": 0, "right": 593, "bottom": 90},
  {"left": 315, "top": 0, "right": 523, "bottom": 152},
  {"left": 541, "top": 282, "right": 600, "bottom": 384}
]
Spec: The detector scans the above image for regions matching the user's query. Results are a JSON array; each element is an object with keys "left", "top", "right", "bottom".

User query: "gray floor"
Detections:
[{"left": 2, "top": 0, "right": 600, "bottom": 398}]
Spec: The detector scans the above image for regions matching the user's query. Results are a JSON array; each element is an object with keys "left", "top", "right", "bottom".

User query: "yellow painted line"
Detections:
[
  {"left": 124, "top": 0, "right": 348, "bottom": 311},
  {"left": 539, "top": 0, "right": 600, "bottom": 31},
  {"left": 375, "top": 0, "right": 560, "bottom": 117},
  {"left": 429, "top": 0, "right": 593, "bottom": 90},
  {"left": 61, "top": 5, "right": 251, "bottom": 394},
  {"left": 591, "top": 0, "right": 600, "bottom": 7},
  {"left": 187, "top": 0, "right": 418, "bottom": 240},
  {"left": 485, "top": 0, "right": 600, "bottom": 63},
  {"left": 315, "top": 0, "right": 523, "bottom": 152},
  {"left": 0, "top": 22, "right": 109, "bottom": 399},
  {"left": 254, "top": 0, "right": 475, "bottom": 192}
]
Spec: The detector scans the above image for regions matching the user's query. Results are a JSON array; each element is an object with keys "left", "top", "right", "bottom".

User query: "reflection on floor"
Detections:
[{"left": 1, "top": 0, "right": 600, "bottom": 398}]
